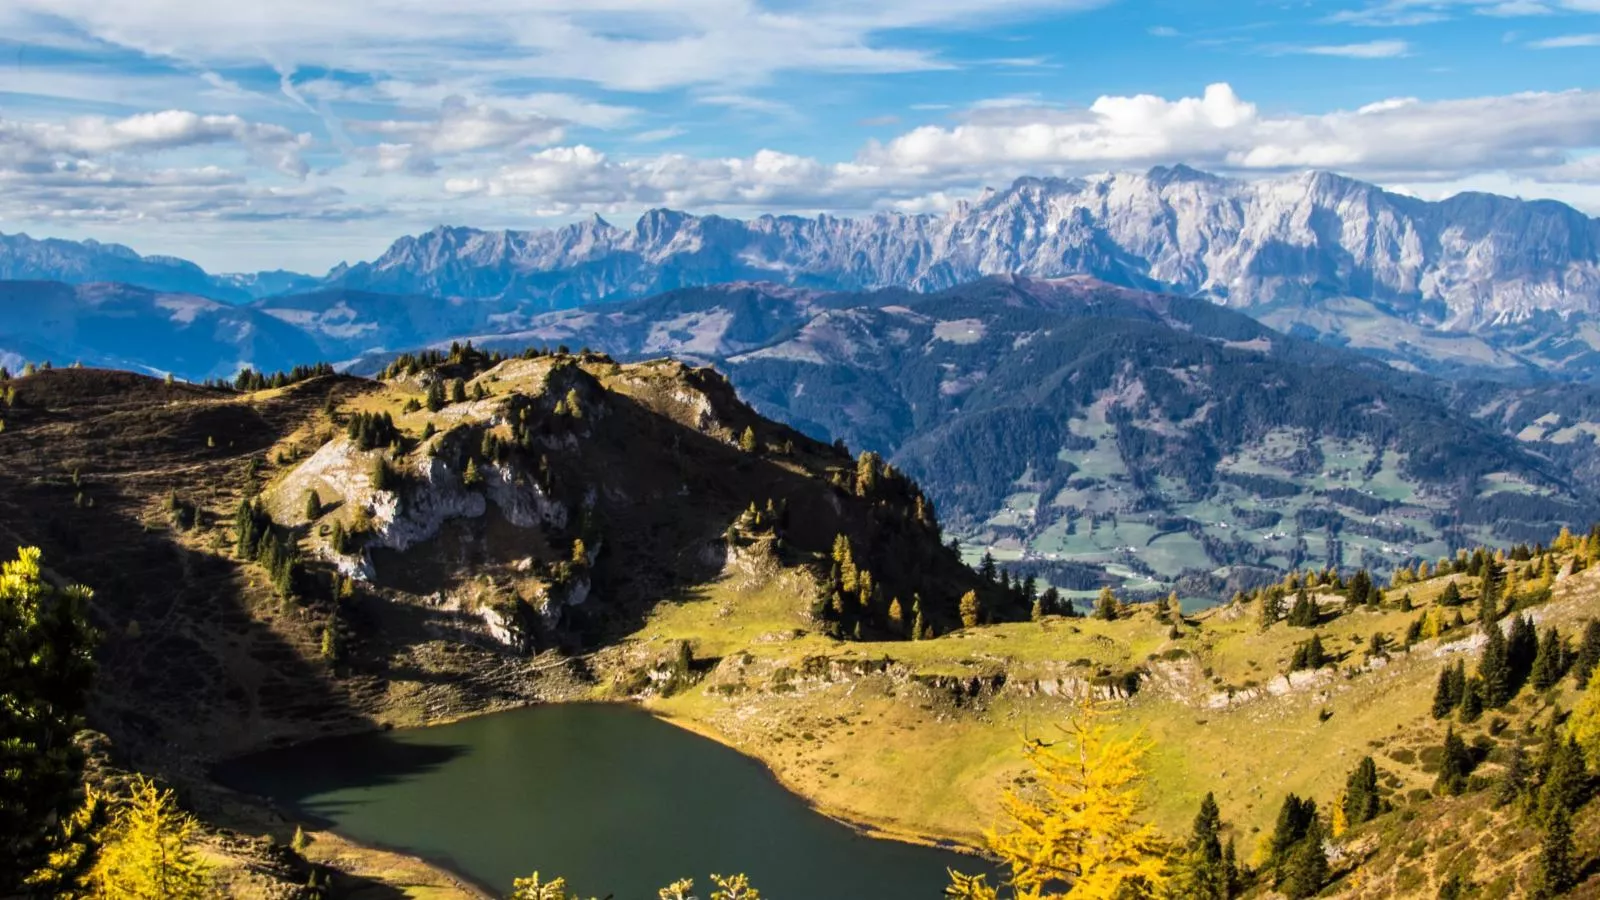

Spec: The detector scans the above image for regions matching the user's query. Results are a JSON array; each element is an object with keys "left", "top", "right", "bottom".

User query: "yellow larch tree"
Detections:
[
  {"left": 948, "top": 699, "right": 1170, "bottom": 899},
  {"left": 87, "top": 777, "right": 212, "bottom": 899}
]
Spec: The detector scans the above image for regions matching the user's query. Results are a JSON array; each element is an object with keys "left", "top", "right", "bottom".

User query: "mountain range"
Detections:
[{"left": 7, "top": 165, "right": 1600, "bottom": 380}]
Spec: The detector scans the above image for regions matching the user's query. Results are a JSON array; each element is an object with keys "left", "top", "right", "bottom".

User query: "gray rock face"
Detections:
[{"left": 329, "top": 167, "right": 1600, "bottom": 330}]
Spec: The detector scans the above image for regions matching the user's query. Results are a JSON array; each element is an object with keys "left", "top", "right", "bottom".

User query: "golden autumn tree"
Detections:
[
  {"left": 87, "top": 777, "right": 212, "bottom": 899},
  {"left": 510, "top": 873, "right": 760, "bottom": 900},
  {"left": 948, "top": 699, "right": 1169, "bottom": 899}
]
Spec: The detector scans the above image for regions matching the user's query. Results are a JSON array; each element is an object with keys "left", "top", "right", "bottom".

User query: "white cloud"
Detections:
[
  {"left": 0, "top": 0, "right": 1110, "bottom": 94},
  {"left": 1323, "top": 0, "right": 1589, "bottom": 25},
  {"left": 437, "top": 84, "right": 1600, "bottom": 215},
  {"left": 0, "top": 110, "right": 311, "bottom": 176},
  {"left": 1530, "top": 32, "right": 1600, "bottom": 45},
  {"left": 345, "top": 98, "right": 568, "bottom": 174},
  {"left": 1284, "top": 40, "right": 1413, "bottom": 58}
]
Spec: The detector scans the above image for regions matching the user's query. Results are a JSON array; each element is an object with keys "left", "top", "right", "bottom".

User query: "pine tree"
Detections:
[
  {"left": 1432, "top": 666, "right": 1460, "bottom": 719},
  {"left": 1479, "top": 621, "right": 1512, "bottom": 707},
  {"left": 0, "top": 548, "right": 96, "bottom": 894},
  {"left": 1259, "top": 590, "right": 1286, "bottom": 629},
  {"left": 1572, "top": 620, "right": 1600, "bottom": 689},
  {"left": 1095, "top": 586, "right": 1119, "bottom": 621},
  {"left": 959, "top": 591, "right": 981, "bottom": 629},
  {"left": 1537, "top": 737, "right": 1588, "bottom": 822},
  {"left": 1478, "top": 561, "right": 1501, "bottom": 625},
  {"left": 88, "top": 777, "right": 212, "bottom": 899},
  {"left": 1175, "top": 792, "right": 1228, "bottom": 900},
  {"left": 1342, "top": 757, "right": 1381, "bottom": 827},
  {"left": 1267, "top": 794, "right": 1318, "bottom": 882},
  {"left": 303, "top": 490, "right": 321, "bottom": 521},
  {"left": 1459, "top": 678, "right": 1484, "bottom": 724},
  {"left": 1286, "top": 589, "right": 1318, "bottom": 627},
  {"left": 1508, "top": 614, "right": 1539, "bottom": 693},
  {"left": 425, "top": 379, "right": 445, "bottom": 412},
  {"left": 1531, "top": 627, "right": 1566, "bottom": 692},
  {"left": 1434, "top": 726, "right": 1472, "bottom": 796},
  {"left": 450, "top": 379, "right": 467, "bottom": 404},
  {"left": 1496, "top": 744, "right": 1529, "bottom": 808},
  {"left": 978, "top": 552, "right": 997, "bottom": 583},
  {"left": 1280, "top": 820, "right": 1329, "bottom": 900},
  {"left": 1036, "top": 586, "right": 1060, "bottom": 617},
  {"left": 1533, "top": 807, "right": 1576, "bottom": 899},
  {"left": 1439, "top": 581, "right": 1463, "bottom": 606}
]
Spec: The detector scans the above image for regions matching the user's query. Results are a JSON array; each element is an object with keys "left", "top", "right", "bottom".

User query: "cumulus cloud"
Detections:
[
  {"left": 440, "top": 83, "right": 1600, "bottom": 215},
  {"left": 345, "top": 98, "right": 568, "bottom": 174},
  {"left": 0, "top": 110, "right": 312, "bottom": 177}
]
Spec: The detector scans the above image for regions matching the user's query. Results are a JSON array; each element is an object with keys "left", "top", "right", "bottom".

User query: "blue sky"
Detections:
[{"left": 1, "top": 0, "right": 1599, "bottom": 272}]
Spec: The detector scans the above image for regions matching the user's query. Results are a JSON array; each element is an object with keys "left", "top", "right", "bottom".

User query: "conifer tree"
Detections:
[
  {"left": 947, "top": 700, "right": 1169, "bottom": 899},
  {"left": 959, "top": 591, "right": 981, "bottom": 629},
  {"left": 1573, "top": 683, "right": 1600, "bottom": 768},
  {"left": 1459, "top": 678, "right": 1484, "bottom": 724},
  {"left": 1432, "top": 666, "right": 1460, "bottom": 719},
  {"left": 1258, "top": 590, "right": 1286, "bottom": 630},
  {"left": 1508, "top": 614, "right": 1539, "bottom": 695},
  {"left": 1342, "top": 757, "right": 1381, "bottom": 827},
  {"left": 1439, "top": 581, "right": 1463, "bottom": 606},
  {"left": 1537, "top": 737, "right": 1588, "bottom": 822},
  {"left": 888, "top": 597, "right": 905, "bottom": 636},
  {"left": 1286, "top": 589, "right": 1318, "bottom": 627},
  {"left": 1280, "top": 820, "right": 1329, "bottom": 900},
  {"left": 1040, "top": 586, "right": 1064, "bottom": 618},
  {"left": 978, "top": 552, "right": 997, "bottom": 583},
  {"left": 1479, "top": 621, "right": 1512, "bottom": 707},
  {"left": 88, "top": 777, "right": 212, "bottom": 899},
  {"left": 1094, "top": 586, "right": 1119, "bottom": 622},
  {"left": 425, "top": 379, "right": 446, "bottom": 412},
  {"left": 450, "top": 379, "right": 468, "bottom": 404},
  {"left": 1531, "top": 627, "right": 1566, "bottom": 692},
  {"left": 1533, "top": 807, "right": 1576, "bottom": 899},
  {"left": 1174, "top": 792, "right": 1229, "bottom": 899},
  {"left": 1266, "top": 794, "right": 1317, "bottom": 882},
  {"left": 463, "top": 458, "right": 483, "bottom": 488},
  {"left": 1434, "top": 726, "right": 1471, "bottom": 796},
  {"left": 1496, "top": 745, "right": 1529, "bottom": 808},
  {"left": 739, "top": 426, "right": 758, "bottom": 454},
  {"left": 1, "top": 548, "right": 96, "bottom": 895},
  {"left": 1571, "top": 620, "right": 1600, "bottom": 690},
  {"left": 303, "top": 490, "right": 321, "bottom": 521}
]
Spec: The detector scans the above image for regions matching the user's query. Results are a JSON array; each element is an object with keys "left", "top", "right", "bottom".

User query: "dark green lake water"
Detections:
[{"left": 217, "top": 704, "right": 984, "bottom": 899}]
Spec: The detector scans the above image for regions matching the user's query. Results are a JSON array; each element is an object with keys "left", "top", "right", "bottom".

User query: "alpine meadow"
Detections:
[{"left": 5, "top": 1, "right": 1600, "bottom": 898}]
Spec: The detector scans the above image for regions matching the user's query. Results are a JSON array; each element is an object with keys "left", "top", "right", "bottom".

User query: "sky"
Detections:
[{"left": 1, "top": 0, "right": 1599, "bottom": 273}]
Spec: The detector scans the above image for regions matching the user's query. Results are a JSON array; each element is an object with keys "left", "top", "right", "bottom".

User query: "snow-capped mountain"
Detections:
[{"left": 329, "top": 166, "right": 1600, "bottom": 331}]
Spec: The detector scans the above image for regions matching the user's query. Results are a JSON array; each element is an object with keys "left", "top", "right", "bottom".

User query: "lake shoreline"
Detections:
[
  {"left": 642, "top": 704, "right": 988, "bottom": 860},
  {"left": 218, "top": 696, "right": 985, "bottom": 898}
]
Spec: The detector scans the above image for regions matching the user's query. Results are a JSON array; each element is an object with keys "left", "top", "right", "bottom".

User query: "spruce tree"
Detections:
[
  {"left": 1434, "top": 726, "right": 1472, "bottom": 796},
  {"left": 1439, "top": 580, "right": 1463, "bottom": 606},
  {"left": 1459, "top": 678, "right": 1483, "bottom": 724},
  {"left": 1496, "top": 744, "right": 1529, "bottom": 808},
  {"left": 1342, "top": 756, "right": 1381, "bottom": 827},
  {"left": 1286, "top": 589, "right": 1318, "bottom": 627},
  {"left": 1572, "top": 620, "right": 1600, "bottom": 689},
  {"left": 1479, "top": 621, "right": 1512, "bottom": 707},
  {"left": 303, "top": 490, "right": 321, "bottom": 521},
  {"left": 1259, "top": 590, "right": 1286, "bottom": 630},
  {"left": 1533, "top": 807, "right": 1576, "bottom": 898},
  {"left": 1531, "top": 627, "right": 1566, "bottom": 692},
  {"left": 1508, "top": 614, "right": 1539, "bottom": 693},
  {"left": 978, "top": 552, "right": 997, "bottom": 583},
  {"left": 425, "top": 379, "right": 445, "bottom": 412},
  {"left": 1432, "top": 666, "right": 1460, "bottom": 719},
  {"left": 1094, "top": 586, "right": 1119, "bottom": 621},
  {"left": 1177, "top": 792, "right": 1229, "bottom": 899},
  {"left": 1537, "top": 737, "right": 1588, "bottom": 822},
  {"left": 1280, "top": 820, "right": 1329, "bottom": 900}
]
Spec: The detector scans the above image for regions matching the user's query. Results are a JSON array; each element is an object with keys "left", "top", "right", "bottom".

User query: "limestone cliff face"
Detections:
[{"left": 331, "top": 167, "right": 1600, "bottom": 330}]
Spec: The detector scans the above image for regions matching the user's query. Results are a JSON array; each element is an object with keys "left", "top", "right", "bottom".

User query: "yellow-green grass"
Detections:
[{"left": 634, "top": 559, "right": 1597, "bottom": 849}]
